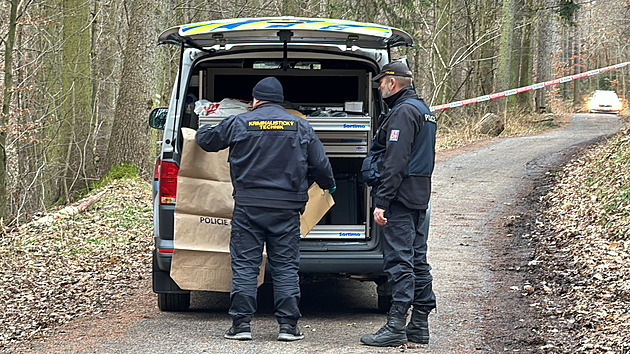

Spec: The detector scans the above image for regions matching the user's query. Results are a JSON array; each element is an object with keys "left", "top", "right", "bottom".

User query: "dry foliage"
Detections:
[
  {"left": 527, "top": 122, "right": 630, "bottom": 352},
  {"left": 0, "top": 178, "right": 153, "bottom": 350},
  {"left": 436, "top": 111, "right": 569, "bottom": 150}
]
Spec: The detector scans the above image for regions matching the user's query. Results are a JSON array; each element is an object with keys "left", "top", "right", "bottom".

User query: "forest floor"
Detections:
[
  {"left": 0, "top": 179, "right": 154, "bottom": 349},
  {"left": 507, "top": 119, "right": 630, "bottom": 352},
  {"left": 0, "top": 113, "right": 628, "bottom": 352}
]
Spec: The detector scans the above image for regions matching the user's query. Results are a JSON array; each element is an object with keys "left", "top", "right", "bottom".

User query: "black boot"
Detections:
[
  {"left": 406, "top": 309, "right": 429, "bottom": 344},
  {"left": 360, "top": 310, "right": 408, "bottom": 347}
]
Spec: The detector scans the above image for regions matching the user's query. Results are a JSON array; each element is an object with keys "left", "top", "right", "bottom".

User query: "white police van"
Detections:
[{"left": 149, "top": 17, "right": 429, "bottom": 311}]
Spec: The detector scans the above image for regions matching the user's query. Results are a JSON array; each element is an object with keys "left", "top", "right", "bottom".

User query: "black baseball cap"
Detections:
[{"left": 372, "top": 61, "right": 413, "bottom": 81}]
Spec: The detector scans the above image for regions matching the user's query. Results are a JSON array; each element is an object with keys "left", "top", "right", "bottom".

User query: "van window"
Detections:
[
  {"left": 212, "top": 74, "right": 359, "bottom": 104},
  {"left": 253, "top": 61, "right": 322, "bottom": 70}
]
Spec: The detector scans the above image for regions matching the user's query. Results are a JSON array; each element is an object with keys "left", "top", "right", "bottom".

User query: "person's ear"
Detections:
[{"left": 389, "top": 77, "right": 397, "bottom": 89}]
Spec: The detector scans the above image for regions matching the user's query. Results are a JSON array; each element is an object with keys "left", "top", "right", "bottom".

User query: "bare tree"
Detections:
[
  {"left": 0, "top": 0, "right": 19, "bottom": 221},
  {"left": 103, "top": 0, "right": 163, "bottom": 176}
]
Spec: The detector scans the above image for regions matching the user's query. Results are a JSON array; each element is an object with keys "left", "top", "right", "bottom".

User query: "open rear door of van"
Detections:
[{"left": 157, "top": 16, "right": 414, "bottom": 50}]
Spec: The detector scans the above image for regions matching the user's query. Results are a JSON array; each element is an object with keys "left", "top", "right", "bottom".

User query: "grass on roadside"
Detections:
[
  {"left": 0, "top": 177, "right": 153, "bottom": 350},
  {"left": 436, "top": 108, "right": 570, "bottom": 150}
]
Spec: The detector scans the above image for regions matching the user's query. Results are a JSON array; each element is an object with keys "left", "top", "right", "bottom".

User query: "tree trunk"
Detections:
[
  {"left": 518, "top": 0, "right": 533, "bottom": 111},
  {"left": 534, "top": 0, "right": 554, "bottom": 112},
  {"left": 477, "top": 0, "right": 497, "bottom": 96},
  {"left": 56, "top": 0, "right": 94, "bottom": 203},
  {"left": 496, "top": 0, "right": 516, "bottom": 93},
  {"left": 103, "top": 0, "right": 160, "bottom": 176},
  {"left": 433, "top": 0, "right": 453, "bottom": 105},
  {"left": 92, "top": 0, "right": 124, "bottom": 175},
  {"left": 572, "top": 24, "right": 580, "bottom": 103},
  {"left": 507, "top": 0, "right": 524, "bottom": 107},
  {"left": 0, "top": 0, "right": 19, "bottom": 221},
  {"left": 562, "top": 25, "right": 571, "bottom": 100}
]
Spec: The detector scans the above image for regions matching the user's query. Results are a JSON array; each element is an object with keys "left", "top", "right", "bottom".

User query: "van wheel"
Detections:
[{"left": 157, "top": 293, "right": 190, "bottom": 311}]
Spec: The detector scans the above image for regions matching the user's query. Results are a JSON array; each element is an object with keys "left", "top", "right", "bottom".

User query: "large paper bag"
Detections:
[
  {"left": 300, "top": 183, "right": 335, "bottom": 237},
  {"left": 170, "top": 128, "right": 265, "bottom": 292},
  {"left": 176, "top": 128, "right": 231, "bottom": 182}
]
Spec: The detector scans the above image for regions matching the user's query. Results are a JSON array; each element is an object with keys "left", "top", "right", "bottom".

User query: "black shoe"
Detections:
[
  {"left": 406, "top": 309, "right": 430, "bottom": 344},
  {"left": 278, "top": 323, "right": 304, "bottom": 341},
  {"left": 360, "top": 312, "right": 407, "bottom": 347},
  {"left": 224, "top": 322, "right": 252, "bottom": 340}
]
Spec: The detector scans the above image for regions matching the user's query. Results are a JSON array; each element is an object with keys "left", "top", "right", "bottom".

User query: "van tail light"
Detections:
[
  {"left": 159, "top": 161, "right": 179, "bottom": 205},
  {"left": 154, "top": 158, "right": 161, "bottom": 180}
]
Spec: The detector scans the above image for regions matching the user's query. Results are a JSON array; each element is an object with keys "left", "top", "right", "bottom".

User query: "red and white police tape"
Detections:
[{"left": 429, "top": 61, "right": 630, "bottom": 112}]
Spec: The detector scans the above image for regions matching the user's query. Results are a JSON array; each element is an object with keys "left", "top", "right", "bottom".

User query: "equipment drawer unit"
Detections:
[
  {"left": 199, "top": 116, "right": 371, "bottom": 156},
  {"left": 309, "top": 116, "right": 370, "bottom": 157},
  {"left": 308, "top": 115, "right": 371, "bottom": 239}
]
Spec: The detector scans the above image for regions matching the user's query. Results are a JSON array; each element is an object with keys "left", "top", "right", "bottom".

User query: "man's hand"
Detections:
[{"left": 373, "top": 207, "right": 387, "bottom": 226}]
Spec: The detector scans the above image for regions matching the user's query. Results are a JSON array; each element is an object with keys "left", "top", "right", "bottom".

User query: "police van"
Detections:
[{"left": 149, "top": 17, "right": 429, "bottom": 312}]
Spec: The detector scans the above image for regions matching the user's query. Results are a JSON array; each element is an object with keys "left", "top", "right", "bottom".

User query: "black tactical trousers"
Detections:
[
  {"left": 381, "top": 201, "right": 436, "bottom": 313},
  {"left": 228, "top": 204, "right": 302, "bottom": 326}
]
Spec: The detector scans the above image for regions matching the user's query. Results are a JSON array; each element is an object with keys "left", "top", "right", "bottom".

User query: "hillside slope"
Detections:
[
  {"left": 526, "top": 121, "right": 630, "bottom": 352},
  {"left": 0, "top": 178, "right": 153, "bottom": 349}
]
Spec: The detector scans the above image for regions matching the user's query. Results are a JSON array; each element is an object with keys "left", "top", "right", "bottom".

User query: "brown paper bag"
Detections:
[
  {"left": 177, "top": 129, "right": 231, "bottom": 182},
  {"left": 175, "top": 176, "right": 234, "bottom": 218},
  {"left": 173, "top": 213, "right": 232, "bottom": 251},
  {"left": 171, "top": 128, "right": 265, "bottom": 292},
  {"left": 300, "top": 183, "right": 335, "bottom": 237},
  {"left": 171, "top": 249, "right": 264, "bottom": 293}
]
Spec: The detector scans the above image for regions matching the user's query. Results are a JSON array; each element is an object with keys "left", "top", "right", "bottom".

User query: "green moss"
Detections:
[{"left": 92, "top": 163, "right": 139, "bottom": 190}]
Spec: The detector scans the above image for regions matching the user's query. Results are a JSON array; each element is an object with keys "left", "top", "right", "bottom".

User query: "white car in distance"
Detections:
[{"left": 587, "top": 90, "right": 623, "bottom": 114}]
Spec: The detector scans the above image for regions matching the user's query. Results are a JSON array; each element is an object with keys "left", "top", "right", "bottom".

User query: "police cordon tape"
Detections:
[{"left": 429, "top": 61, "right": 630, "bottom": 112}]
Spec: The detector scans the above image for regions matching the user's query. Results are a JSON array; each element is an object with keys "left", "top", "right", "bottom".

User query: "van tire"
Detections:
[{"left": 157, "top": 293, "right": 190, "bottom": 312}]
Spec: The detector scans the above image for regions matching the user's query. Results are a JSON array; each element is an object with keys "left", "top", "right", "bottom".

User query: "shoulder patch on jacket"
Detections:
[
  {"left": 424, "top": 114, "right": 437, "bottom": 123},
  {"left": 389, "top": 130, "right": 400, "bottom": 141}
]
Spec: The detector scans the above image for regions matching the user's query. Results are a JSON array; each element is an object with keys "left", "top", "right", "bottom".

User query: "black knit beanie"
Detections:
[{"left": 252, "top": 77, "right": 284, "bottom": 103}]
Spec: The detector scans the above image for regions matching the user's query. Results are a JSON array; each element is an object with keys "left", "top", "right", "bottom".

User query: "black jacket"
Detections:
[
  {"left": 195, "top": 102, "right": 335, "bottom": 209},
  {"left": 373, "top": 86, "right": 436, "bottom": 210}
]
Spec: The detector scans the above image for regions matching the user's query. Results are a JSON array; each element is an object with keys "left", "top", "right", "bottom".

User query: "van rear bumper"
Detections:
[
  {"left": 154, "top": 243, "right": 383, "bottom": 277},
  {"left": 299, "top": 250, "right": 384, "bottom": 275}
]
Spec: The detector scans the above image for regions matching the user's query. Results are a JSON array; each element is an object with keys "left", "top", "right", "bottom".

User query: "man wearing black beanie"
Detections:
[{"left": 196, "top": 76, "right": 335, "bottom": 342}]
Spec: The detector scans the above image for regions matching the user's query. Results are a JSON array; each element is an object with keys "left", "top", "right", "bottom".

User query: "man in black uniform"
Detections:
[
  {"left": 360, "top": 62, "right": 437, "bottom": 347},
  {"left": 195, "top": 77, "right": 335, "bottom": 342}
]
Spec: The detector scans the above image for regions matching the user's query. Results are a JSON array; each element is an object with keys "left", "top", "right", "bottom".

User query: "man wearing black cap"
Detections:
[
  {"left": 360, "top": 62, "right": 437, "bottom": 347},
  {"left": 195, "top": 76, "right": 335, "bottom": 342}
]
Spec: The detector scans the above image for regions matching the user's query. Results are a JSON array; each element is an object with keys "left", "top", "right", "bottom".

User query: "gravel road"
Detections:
[{"left": 28, "top": 114, "right": 622, "bottom": 353}]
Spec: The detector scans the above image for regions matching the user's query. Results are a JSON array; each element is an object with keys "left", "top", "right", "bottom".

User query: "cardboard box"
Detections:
[{"left": 300, "top": 183, "right": 335, "bottom": 237}]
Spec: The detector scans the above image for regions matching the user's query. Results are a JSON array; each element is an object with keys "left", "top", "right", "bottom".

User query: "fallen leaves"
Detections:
[
  {"left": 0, "top": 178, "right": 153, "bottom": 350},
  {"left": 524, "top": 124, "right": 630, "bottom": 352}
]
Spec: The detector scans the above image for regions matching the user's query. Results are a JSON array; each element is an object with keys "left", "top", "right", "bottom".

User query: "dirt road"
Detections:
[{"left": 28, "top": 114, "right": 622, "bottom": 353}]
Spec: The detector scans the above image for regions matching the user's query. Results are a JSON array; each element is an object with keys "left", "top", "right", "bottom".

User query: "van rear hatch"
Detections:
[{"left": 158, "top": 17, "right": 413, "bottom": 50}]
